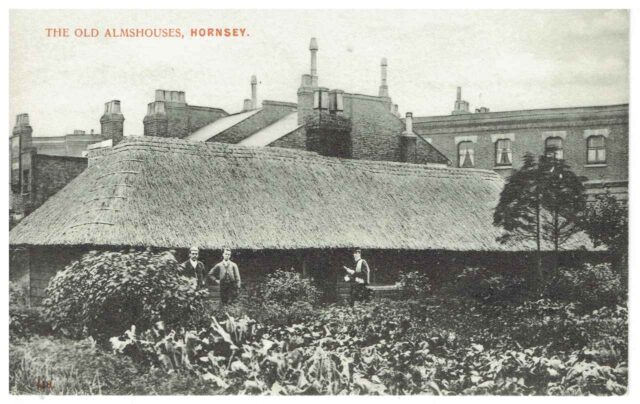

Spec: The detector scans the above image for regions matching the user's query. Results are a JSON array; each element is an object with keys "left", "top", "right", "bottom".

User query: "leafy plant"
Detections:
[
  {"left": 10, "top": 282, "right": 51, "bottom": 341},
  {"left": 397, "top": 270, "right": 431, "bottom": 299},
  {"left": 253, "top": 269, "right": 321, "bottom": 326},
  {"left": 449, "top": 267, "right": 525, "bottom": 304},
  {"left": 545, "top": 263, "right": 622, "bottom": 311},
  {"left": 42, "top": 249, "right": 209, "bottom": 341},
  {"left": 582, "top": 190, "right": 628, "bottom": 273}
]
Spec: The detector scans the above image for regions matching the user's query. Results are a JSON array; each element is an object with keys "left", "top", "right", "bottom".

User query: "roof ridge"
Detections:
[{"left": 109, "top": 136, "right": 503, "bottom": 181}]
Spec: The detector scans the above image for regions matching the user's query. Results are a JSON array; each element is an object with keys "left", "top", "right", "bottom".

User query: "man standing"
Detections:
[
  {"left": 179, "top": 246, "right": 206, "bottom": 289},
  {"left": 343, "top": 248, "right": 371, "bottom": 307},
  {"left": 208, "top": 248, "right": 241, "bottom": 304}
]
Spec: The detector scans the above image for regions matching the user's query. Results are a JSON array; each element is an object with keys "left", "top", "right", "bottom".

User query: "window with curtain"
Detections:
[
  {"left": 545, "top": 137, "right": 564, "bottom": 160},
  {"left": 495, "top": 139, "right": 513, "bottom": 166},
  {"left": 458, "top": 141, "right": 475, "bottom": 168},
  {"left": 587, "top": 135, "right": 606, "bottom": 164}
]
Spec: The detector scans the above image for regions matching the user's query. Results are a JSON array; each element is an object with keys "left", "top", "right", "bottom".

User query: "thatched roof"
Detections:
[{"left": 10, "top": 136, "right": 593, "bottom": 251}]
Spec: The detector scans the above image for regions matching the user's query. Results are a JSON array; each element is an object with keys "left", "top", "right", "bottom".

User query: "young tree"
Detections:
[
  {"left": 538, "top": 155, "right": 588, "bottom": 254},
  {"left": 494, "top": 153, "right": 587, "bottom": 289}
]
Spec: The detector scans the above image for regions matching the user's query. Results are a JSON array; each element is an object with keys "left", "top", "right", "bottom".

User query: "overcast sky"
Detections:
[{"left": 9, "top": 9, "right": 629, "bottom": 137}]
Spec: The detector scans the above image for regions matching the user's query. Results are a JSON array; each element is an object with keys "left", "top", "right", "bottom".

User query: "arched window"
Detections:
[
  {"left": 458, "top": 141, "right": 474, "bottom": 168},
  {"left": 495, "top": 139, "right": 513, "bottom": 166},
  {"left": 545, "top": 137, "right": 564, "bottom": 160},
  {"left": 587, "top": 135, "right": 606, "bottom": 164}
]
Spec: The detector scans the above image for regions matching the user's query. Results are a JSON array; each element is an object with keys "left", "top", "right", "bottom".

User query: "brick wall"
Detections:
[
  {"left": 344, "top": 94, "right": 404, "bottom": 162},
  {"left": 413, "top": 105, "right": 628, "bottom": 185},
  {"left": 186, "top": 105, "right": 228, "bottom": 135},
  {"left": 144, "top": 103, "right": 227, "bottom": 138},
  {"left": 268, "top": 126, "right": 306, "bottom": 150},
  {"left": 31, "top": 154, "right": 87, "bottom": 213},
  {"left": 211, "top": 102, "right": 297, "bottom": 144}
]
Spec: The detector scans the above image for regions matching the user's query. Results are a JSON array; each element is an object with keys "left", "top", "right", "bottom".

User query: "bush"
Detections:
[
  {"left": 10, "top": 282, "right": 51, "bottom": 340},
  {"left": 10, "top": 281, "right": 29, "bottom": 307},
  {"left": 42, "top": 249, "right": 209, "bottom": 340},
  {"left": 254, "top": 269, "right": 321, "bottom": 326},
  {"left": 545, "top": 263, "right": 622, "bottom": 311},
  {"left": 10, "top": 336, "right": 140, "bottom": 394},
  {"left": 398, "top": 270, "right": 431, "bottom": 298},
  {"left": 448, "top": 267, "right": 525, "bottom": 303}
]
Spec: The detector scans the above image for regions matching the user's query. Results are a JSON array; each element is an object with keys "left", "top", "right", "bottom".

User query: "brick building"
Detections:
[
  {"left": 153, "top": 39, "right": 450, "bottom": 166},
  {"left": 9, "top": 100, "right": 126, "bottom": 225},
  {"left": 412, "top": 88, "right": 629, "bottom": 199}
]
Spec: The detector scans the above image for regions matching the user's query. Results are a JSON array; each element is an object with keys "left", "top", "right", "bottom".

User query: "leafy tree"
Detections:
[
  {"left": 582, "top": 189, "right": 628, "bottom": 273},
  {"left": 494, "top": 153, "right": 587, "bottom": 288}
]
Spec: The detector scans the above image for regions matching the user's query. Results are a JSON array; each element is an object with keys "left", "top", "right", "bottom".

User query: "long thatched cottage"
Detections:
[{"left": 9, "top": 136, "right": 600, "bottom": 304}]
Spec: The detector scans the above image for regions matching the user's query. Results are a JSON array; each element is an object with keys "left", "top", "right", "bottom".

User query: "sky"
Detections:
[{"left": 9, "top": 9, "right": 629, "bottom": 137}]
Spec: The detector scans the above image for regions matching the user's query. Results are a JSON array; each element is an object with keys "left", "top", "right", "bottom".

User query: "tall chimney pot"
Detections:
[
  {"left": 251, "top": 75, "right": 258, "bottom": 109},
  {"left": 405, "top": 112, "right": 413, "bottom": 134},
  {"left": 379, "top": 57, "right": 389, "bottom": 97},
  {"left": 309, "top": 37, "right": 319, "bottom": 85}
]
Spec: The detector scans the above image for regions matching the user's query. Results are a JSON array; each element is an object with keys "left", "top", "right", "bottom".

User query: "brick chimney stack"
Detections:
[
  {"left": 243, "top": 99, "right": 252, "bottom": 111},
  {"left": 143, "top": 100, "right": 168, "bottom": 137},
  {"left": 100, "top": 100, "right": 125, "bottom": 144},
  {"left": 379, "top": 58, "right": 389, "bottom": 98},
  {"left": 251, "top": 75, "right": 258, "bottom": 109},
  {"left": 400, "top": 112, "right": 417, "bottom": 163},
  {"left": 12, "top": 113, "right": 33, "bottom": 149}
]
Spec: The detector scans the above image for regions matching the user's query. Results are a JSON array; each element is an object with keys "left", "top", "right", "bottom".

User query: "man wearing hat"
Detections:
[
  {"left": 343, "top": 248, "right": 371, "bottom": 307},
  {"left": 179, "top": 247, "right": 206, "bottom": 289}
]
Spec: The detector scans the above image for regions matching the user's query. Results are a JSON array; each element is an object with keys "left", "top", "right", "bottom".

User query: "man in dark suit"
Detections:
[
  {"left": 179, "top": 246, "right": 206, "bottom": 289},
  {"left": 208, "top": 248, "right": 241, "bottom": 304},
  {"left": 343, "top": 248, "right": 371, "bottom": 307}
]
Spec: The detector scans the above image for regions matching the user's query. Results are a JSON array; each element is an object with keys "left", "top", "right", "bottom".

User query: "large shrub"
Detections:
[
  {"left": 398, "top": 270, "right": 431, "bottom": 298},
  {"left": 42, "top": 249, "right": 208, "bottom": 340},
  {"left": 254, "top": 269, "right": 321, "bottom": 325},
  {"left": 545, "top": 263, "right": 622, "bottom": 311}
]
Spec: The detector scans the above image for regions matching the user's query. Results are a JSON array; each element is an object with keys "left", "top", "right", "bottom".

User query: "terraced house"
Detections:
[{"left": 412, "top": 88, "right": 628, "bottom": 200}]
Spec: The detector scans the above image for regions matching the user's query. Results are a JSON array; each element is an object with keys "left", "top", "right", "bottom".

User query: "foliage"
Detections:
[
  {"left": 545, "top": 263, "right": 623, "bottom": 311},
  {"left": 107, "top": 297, "right": 627, "bottom": 395},
  {"left": 447, "top": 267, "right": 525, "bottom": 304},
  {"left": 253, "top": 269, "right": 322, "bottom": 326},
  {"left": 494, "top": 154, "right": 586, "bottom": 249},
  {"left": 397, "top": 270, "right": 431, "bottom": 298},
  {"left": 257, "top": 269, "right": 321, "bottom": 306},
  {"left": 10, "top": 281, "right": 29, "bottom": 307},
  {"left": 494, "top": 154, "right": 587, "bottom": 288},
  {"left": 10, "top": 282, "right": 51, "bottom": 341},
  {"left": 582, "top": 190, "right": 628, "bottom": 258},
  {"left": 10, "top": 307, "right": 51, "bottom": 342},
  {"left": 10, "top": 336, "right": 141, "bottom": 394},
  {"left": 42, "top": 249, "right": 209, "bottom": 340},
  {"left": 536, "top": 155, "right": 588, "bottom": 250}
]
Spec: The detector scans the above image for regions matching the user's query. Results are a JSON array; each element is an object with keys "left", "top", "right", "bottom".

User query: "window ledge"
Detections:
[
  {"left": 493, "top": 165, "right": 513, "bottom": 170},
  {"left": 584, "top": 163, "right": 607, "bottom": 168}
]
